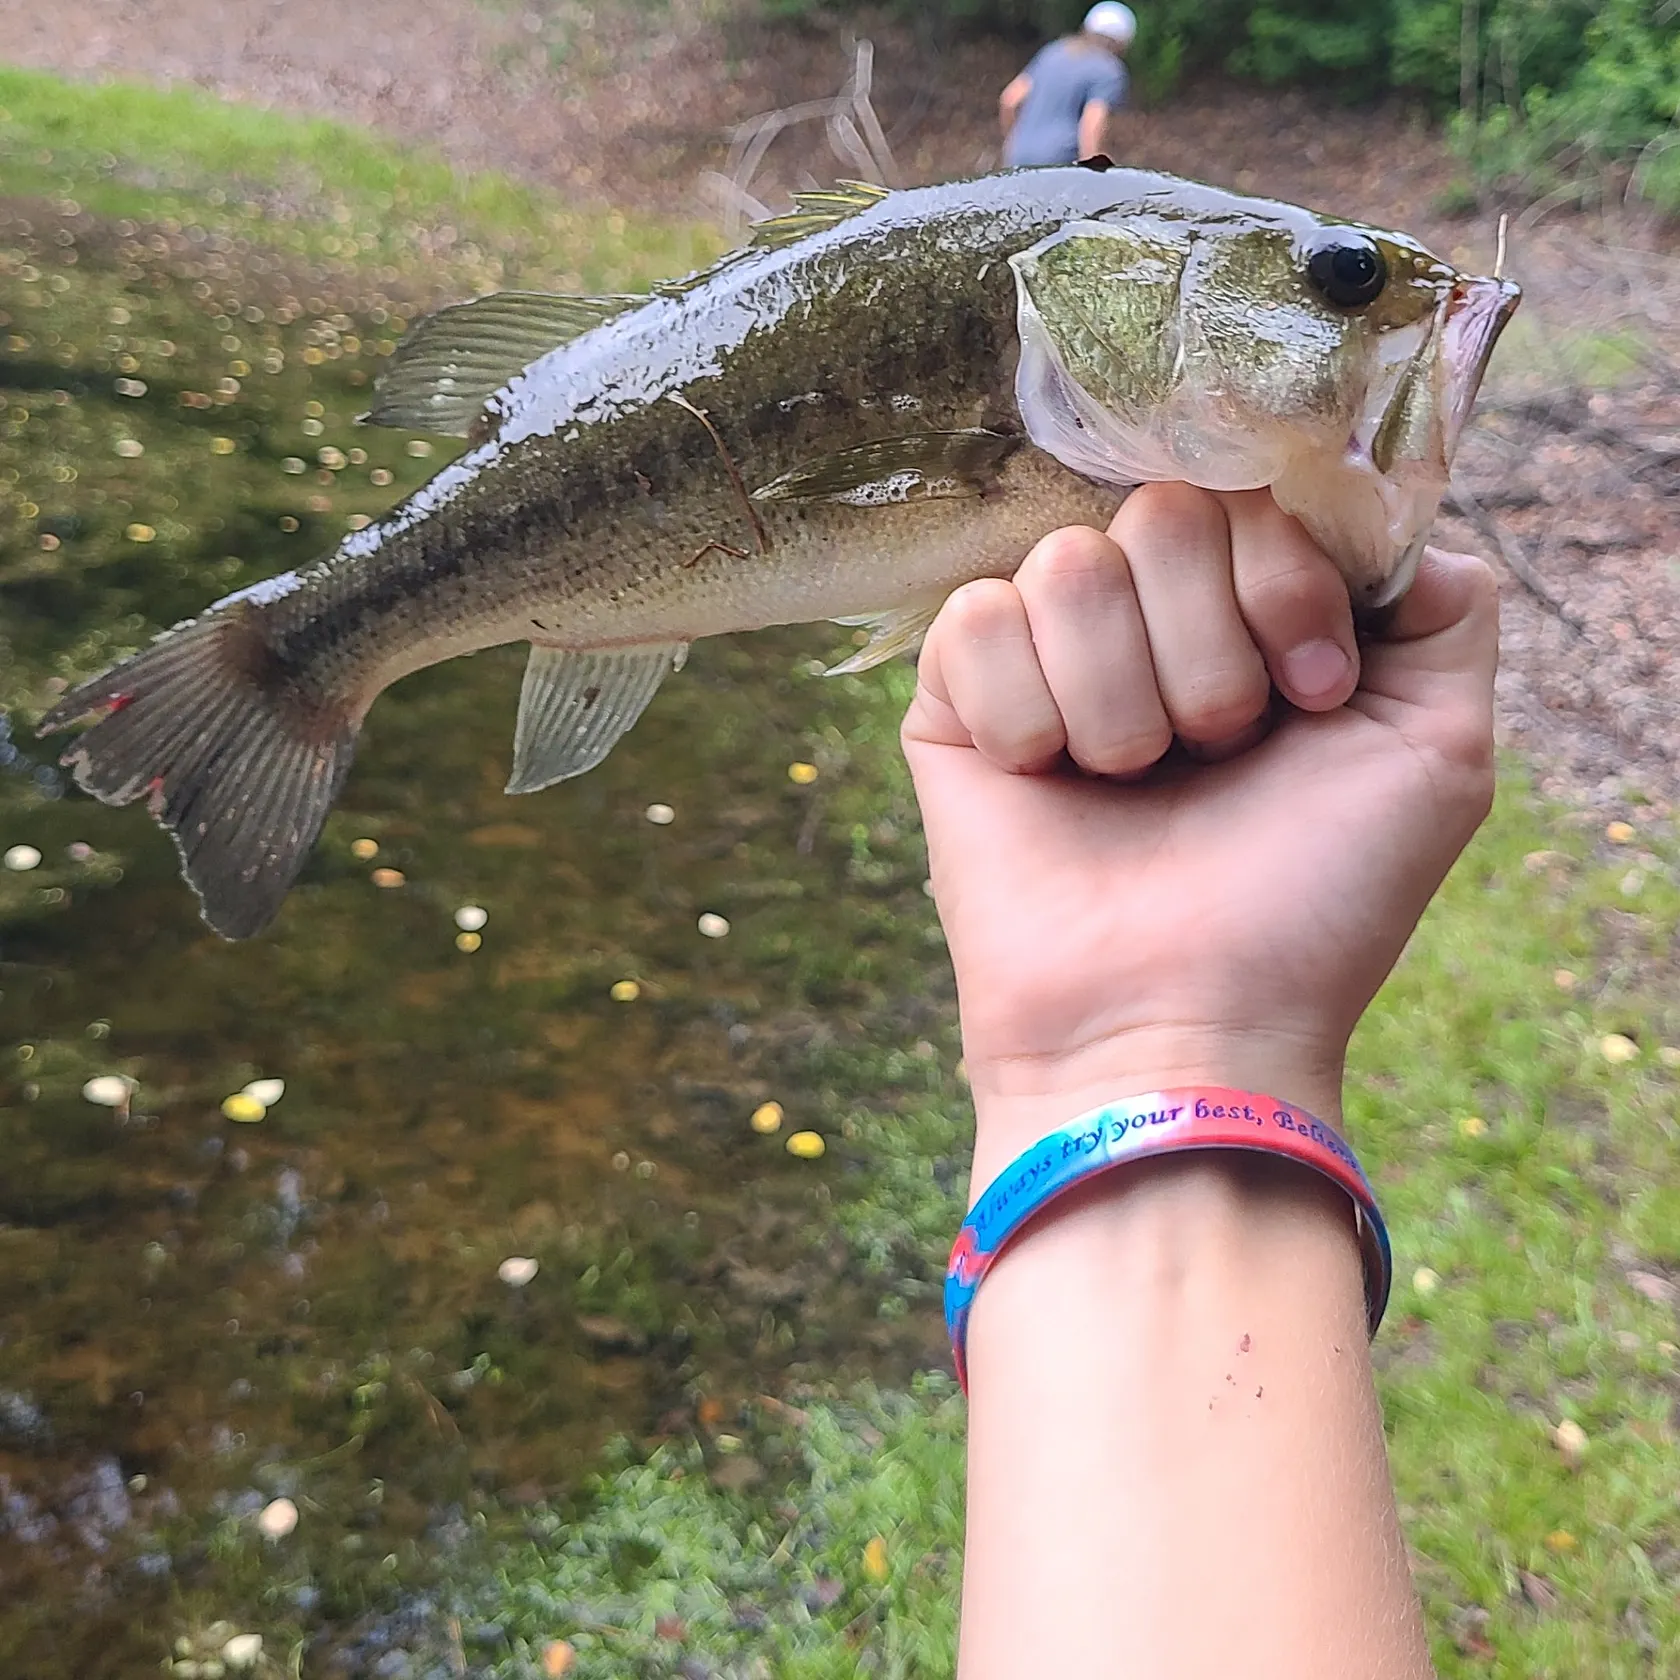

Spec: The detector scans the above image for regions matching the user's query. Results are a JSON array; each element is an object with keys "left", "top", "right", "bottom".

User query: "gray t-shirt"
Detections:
[{"left": 1004, "top": 38, "right": 1128, "bottom": 168}]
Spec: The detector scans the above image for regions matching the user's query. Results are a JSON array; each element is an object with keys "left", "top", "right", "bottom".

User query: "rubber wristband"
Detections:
[{"left": 945, "top": 1087, "right": 1392, "bottom": 1393}]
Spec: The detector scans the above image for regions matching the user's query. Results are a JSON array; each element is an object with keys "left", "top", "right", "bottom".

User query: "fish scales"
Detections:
[
  {"left": 39, "top": 164, "right": 1519, "bottom": 937},
  {"left": 280, "top": 171, "right": 1141, "bottom": 694}
]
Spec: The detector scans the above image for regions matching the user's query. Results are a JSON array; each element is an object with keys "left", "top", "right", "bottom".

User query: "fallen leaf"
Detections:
[
  {"left": 542, "top": 1641, "right": 575, "bottom": 1678},
  {"left": 787, "top": 762, "right": 818, "bottom": 784},
  {"left": 221, "top": 1093, "right": 266, "bottom": 1124},
  {"left": 750, "top": 1101, "right": 784, "bottom": 1134},
  {"left": 1626, "top": 1270, "right": 1675, "bottom": 1307},
  {"left": 863, "top": 1535, "right": 888, "bottom": 1583},
  {"left": 1552, "top": 1418, "right": 1588, "bottom": 1468},
  {"left": 575, "top": 1314, "right": 647, "bottom": 1352},
  {"left": 370, "top": 867, "right": 405, "bottom": 889},
  {"left": 802, "top": 1576, "right": 844, "bottom": 1610},
  {"left": 257, "top": 1497, "right": 298, "bottom": 1539},
  {"left": 786, "top": 1131, "right": 826, "bottom": 1160},
  {"left": 1544, "top": 1529, "right": 1577, "bottom": 1553}
]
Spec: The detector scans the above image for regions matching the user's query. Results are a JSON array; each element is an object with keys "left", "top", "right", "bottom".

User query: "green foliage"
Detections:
[{"left": 771, "top": 0, "right": 1680, "bottom": 208}]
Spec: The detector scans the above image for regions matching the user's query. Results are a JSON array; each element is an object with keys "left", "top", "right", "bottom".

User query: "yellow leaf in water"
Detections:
[
  {"left": 542, "top": 1641, "right": 575, "bottom": 1678},
  {"left": 350, "top": 838, "right": 379, "bottom": 860},
  {"left": 124, "top": 523, "right": 155, "bottom": 542},
  {"left": 610, "top": 980, "right": 641, "bottom": 1002},
  {"left": 456, "top": 932, "right": 482, "bottom": 953},
  {"left": 221, "top": 1093, "right": 266, "bottom": 1124},
  {"left": 863, "top": 1535, "right": 888, "bottom": 1583},
  {"left": 370, "top": 868, "right": 405, "bottom": 889},
  {"left": 786, "top": 1131, "right": 826, "bottom": 1160},
  {"left": 787, "top": 762, "right": 819, "bottom": 784},
  {"left": 751, "top": 1102, "right": 784, "bottom": 1135},
  {"left": 211, "top": 436, "right": 236, "bottom": 455}
]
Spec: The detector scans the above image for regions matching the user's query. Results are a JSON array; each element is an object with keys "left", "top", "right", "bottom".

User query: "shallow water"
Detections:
[{"left": 0, "top": 203, "right": 946, "bottom": 1676}]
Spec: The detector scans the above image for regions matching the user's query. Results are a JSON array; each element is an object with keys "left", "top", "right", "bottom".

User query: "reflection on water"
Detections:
[{"left": 0, "top": 199, "right": 946, "bottom": 1676}]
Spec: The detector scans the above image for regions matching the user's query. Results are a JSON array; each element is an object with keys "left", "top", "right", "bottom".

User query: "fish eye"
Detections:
[{"left": 1304, "top": 234, "right": 1388, "bottom": 310}]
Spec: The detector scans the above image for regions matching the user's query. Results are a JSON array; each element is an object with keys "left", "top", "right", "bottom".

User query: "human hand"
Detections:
[{"left": 901, "top": 485, "right": 1498, "bottom": 1183}]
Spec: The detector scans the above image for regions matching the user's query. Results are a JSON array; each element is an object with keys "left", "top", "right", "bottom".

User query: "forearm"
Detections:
[
  {"left": 957, "top": 1101, "right": 1435, "bottom": 1680},
  {"left": 1077, "top": 100, "right": 1110, "bottom": 160}
]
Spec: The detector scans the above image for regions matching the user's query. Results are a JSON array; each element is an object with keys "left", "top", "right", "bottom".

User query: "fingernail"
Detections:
[{"left": 1282, "top": 639, "right": 1352, "bottom": 700}]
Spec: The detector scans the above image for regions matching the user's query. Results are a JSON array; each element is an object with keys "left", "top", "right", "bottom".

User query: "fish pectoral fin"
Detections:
[
  {"left": 752, "top": 430, "right": 1020, "bottom": 507},
  {"left": 363, "top": 291, "right": 642, "bottom": 437},
  {"left": 749, "top": 181, "right": 891, "bottom": 250},
  {"left": 507, "top": 642, "right": 687, "bottom": 795},
  {"left": 826, "top": 595, "right": 944, "bottom": 676}
]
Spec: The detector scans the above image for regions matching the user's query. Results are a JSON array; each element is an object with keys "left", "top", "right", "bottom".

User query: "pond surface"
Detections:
[{"left": 0, "top": 201, "right": 950, "bottom": 1676}]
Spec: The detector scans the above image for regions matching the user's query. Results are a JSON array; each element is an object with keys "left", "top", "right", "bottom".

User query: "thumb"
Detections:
[{"left": 1353, "top": 547, "right": 1499, "bottom": 773}]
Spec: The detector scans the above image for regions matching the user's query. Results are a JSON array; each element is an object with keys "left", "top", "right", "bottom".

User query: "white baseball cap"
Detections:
[{"left": 1083, "top": 2, "right": 1137, "bottom": 47}]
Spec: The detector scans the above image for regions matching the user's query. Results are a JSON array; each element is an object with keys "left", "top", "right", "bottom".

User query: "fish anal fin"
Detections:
[
  {"left": 362, "top": 290, "right": 642, "bottom": 437},
  {"left": 506, "top": 642, "right": 686, "bottom": 795},
  {"left": 826, "top": 594, "right": 944, "bottom": 676},
  {"left": 749, "top": 181, "right": 891, "bottom": 251},
  {"left": 752, "top": 429, "right": 1020, "bottom": 508}
]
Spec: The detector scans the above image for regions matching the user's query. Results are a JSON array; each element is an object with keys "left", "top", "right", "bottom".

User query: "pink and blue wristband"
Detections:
[{"left": 945, "top": 1087, "right": 1393, "bottom": 1393}]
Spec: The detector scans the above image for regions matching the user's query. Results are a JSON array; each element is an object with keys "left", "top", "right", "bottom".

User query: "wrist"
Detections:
[{"left": 965, "top": 1026, "right": 1346, "bottom": 1193}]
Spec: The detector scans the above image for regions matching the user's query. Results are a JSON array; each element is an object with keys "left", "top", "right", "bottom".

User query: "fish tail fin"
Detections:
[{"left": 38, "top": 610, "right": 358, "bottom": 939}]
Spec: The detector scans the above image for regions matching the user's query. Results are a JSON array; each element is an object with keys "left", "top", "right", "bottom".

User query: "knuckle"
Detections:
[
  {"left": 1074, "top": 721, "right": 1174, "bottom": 778},
  {"left": 1112, "top": 481, "right": 1224, "bottom": 551},
  {"left": 1021, "top": 525, "right": 1125, "bottom": 591},
  {"left": 1171, "top": 664, "right": 1269, "bottom": 744},
  {"left": 945, "top": 577, "right": 1020, "bottom": 641},
  {"left": 983, "top": 724, "right": 1065, "bottom": 775},
  {"left": 1239, "top": 560, "right": 1343, "bottom": 634}
]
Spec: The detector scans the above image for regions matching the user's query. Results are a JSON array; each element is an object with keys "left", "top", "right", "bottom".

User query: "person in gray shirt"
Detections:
[{"left": 1000, "top": 3, "right": 1136, "bottom": 168}]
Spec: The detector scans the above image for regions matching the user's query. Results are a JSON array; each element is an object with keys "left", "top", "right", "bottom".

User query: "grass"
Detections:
[
  {"left": 3, "top": 64, "right": 1677, "bottom": 1679},
  {"left": 0, "top": 65, "right": 717, "bottom": 293},
  {"left": 457, "top": 734, "right": 1680, "bottom": 1680}
]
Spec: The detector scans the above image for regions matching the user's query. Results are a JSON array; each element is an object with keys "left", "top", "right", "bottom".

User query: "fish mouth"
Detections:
[{"left": 1441, "top": 274, "right": 1522, "bottom": 458}]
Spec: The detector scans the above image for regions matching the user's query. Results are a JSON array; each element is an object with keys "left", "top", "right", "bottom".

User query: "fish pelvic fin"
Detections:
[
  {"left": 827, "top": 595, "right": 945, "bottom": 675},
  {"left": 506, "top": 642, "right": 687, "bottom": 796},
  {"left": 363, "top": 290, "right": 642, "bottom": 437},
  {"left": 38, "top": 613, "right": 357, "bottom": 939}
]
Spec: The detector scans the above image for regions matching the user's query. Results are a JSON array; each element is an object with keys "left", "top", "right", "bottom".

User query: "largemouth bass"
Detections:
[{"left": 40, "top": 162, "right": 1519, "bottom": 938}]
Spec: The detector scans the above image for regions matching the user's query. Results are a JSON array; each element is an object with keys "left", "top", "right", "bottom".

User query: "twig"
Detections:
[
  {"left": 1443, "top": 482, "right": 1586, "bottom": 633},
  {"left": 718, "top": 39, "right": 899, "bottom": 242}
]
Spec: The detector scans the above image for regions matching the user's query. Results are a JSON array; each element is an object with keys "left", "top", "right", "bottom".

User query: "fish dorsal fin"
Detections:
[
  {"left": 752, "top": 429, "right": 1020, "bottom": 507},
  {"left": 506, "top": 642, "right": 687, "bottom": 795},
  {"left": 748, "top": 181, "right": 891, "bottom": 251},
  {"left": 826, "top": 593, "right": 945, "bottom": 676},
  {"left": 363, "top": 291, "right": 642, "bottom": 437}
]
